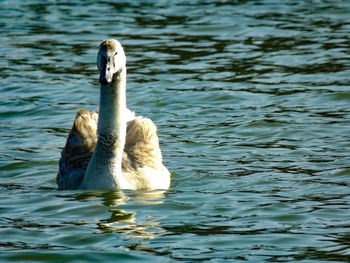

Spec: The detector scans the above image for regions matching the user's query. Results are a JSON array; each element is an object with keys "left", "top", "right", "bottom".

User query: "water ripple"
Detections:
[{"left": 1, "top": 0, "right": 350, "bottom": 262}]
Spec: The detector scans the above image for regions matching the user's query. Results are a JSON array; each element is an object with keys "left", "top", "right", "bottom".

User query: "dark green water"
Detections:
[{"left": 1, "top": 0, "right": 350, "bottom": 262}]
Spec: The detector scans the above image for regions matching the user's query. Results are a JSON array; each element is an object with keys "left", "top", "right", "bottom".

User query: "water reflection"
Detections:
[
  {"left": 73, "top": 190, "right": 167, "bottom": 240},
  {"left": 97, "top": 210, "right": 163, "bottom": 240},
  {"left": 74, "top": 190, "right": 128, "bottom": 206}
]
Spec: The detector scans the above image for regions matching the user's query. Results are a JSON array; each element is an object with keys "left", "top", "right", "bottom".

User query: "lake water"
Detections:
[{"left": 1, "top": 0, "right": 350, "bottom": 262}]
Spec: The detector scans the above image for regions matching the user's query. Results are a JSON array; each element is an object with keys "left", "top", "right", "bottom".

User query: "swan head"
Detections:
[{"left": 97, "top": 39, "right": 126, "bottom": 86}]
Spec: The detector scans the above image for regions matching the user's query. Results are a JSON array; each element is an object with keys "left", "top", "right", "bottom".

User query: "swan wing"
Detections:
[
  {"left": 57, "top": 109, "right": 98, "bottom": 190},
  {"left": 122, "top": 117, "right": 170, "bottom": 189}
]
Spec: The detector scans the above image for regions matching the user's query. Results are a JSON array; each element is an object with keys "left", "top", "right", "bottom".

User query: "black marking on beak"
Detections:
[{"left": 99, "top": 64, "right": 113, "bottom": 86}]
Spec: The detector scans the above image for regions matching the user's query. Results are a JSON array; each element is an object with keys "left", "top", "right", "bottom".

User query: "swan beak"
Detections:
[{"left": 99, "top": 66, "right": 113, "bottom": 86}]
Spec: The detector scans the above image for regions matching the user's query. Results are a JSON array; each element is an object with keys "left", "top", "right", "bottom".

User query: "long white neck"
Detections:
[{"left": 80, "top": 68, "right": 127, "bottom": 189}]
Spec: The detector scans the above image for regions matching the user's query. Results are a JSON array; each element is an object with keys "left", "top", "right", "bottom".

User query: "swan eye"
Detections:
[{"left": 114, "top": 51, "right": 118, "bottom": 56}]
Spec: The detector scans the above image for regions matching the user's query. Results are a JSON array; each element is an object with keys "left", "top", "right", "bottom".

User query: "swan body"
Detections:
[{"left": 57, "top": 39, "right": 170, "bottom": 190}]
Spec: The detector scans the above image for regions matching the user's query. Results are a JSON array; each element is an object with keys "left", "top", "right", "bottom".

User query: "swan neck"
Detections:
[
  {"left": 98, "top": 68, "right": 126, "bottom": 136},
  {"left": 81, "top": 68, "right": 127, "bottom": 189}
]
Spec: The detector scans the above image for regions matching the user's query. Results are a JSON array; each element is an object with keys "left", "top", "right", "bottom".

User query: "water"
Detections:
[{"left": 1, "top": 0, "right": 350, "bottom": 262}]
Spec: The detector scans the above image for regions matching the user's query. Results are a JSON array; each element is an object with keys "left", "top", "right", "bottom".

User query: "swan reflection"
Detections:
[{"left": 73, "top": 189, "right": 167, "bottom": 240}]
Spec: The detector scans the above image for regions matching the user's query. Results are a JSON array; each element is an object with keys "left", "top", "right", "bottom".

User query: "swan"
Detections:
[{"left": 57, "top": 39, "right": 171, "bottom": 190}]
